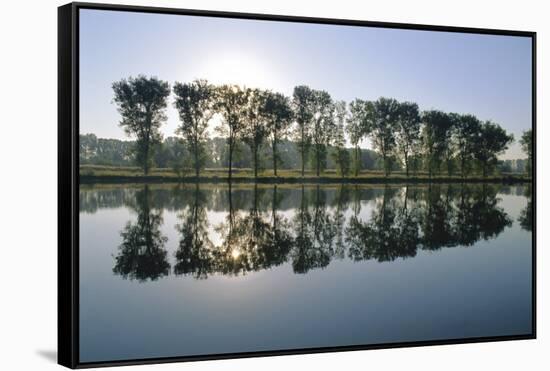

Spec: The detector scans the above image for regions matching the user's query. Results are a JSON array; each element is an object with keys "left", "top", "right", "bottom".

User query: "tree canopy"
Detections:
[
  {"left": 112, "top": 75, "right": 170, "bottom": 175},
  {"left": 104, "top": 77, "right": 529, "bottom": 180}
]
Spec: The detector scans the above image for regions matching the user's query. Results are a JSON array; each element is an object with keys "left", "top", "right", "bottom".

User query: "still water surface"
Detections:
[{"left": 79, "top": 183, "right": 532, "bottom": 362}]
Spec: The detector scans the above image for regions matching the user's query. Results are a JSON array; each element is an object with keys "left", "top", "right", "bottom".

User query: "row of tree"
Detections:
[{"left": 112, "top": 75, "right": 533, "bottom": 179}]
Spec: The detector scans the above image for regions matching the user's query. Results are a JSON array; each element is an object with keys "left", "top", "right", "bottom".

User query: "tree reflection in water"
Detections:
[
  {"left": 215, "top": 184, "right": 290, "bottom": 276},
  {"left": 113, "top": 185, "right": 170, "bottom": 282},
  {"left": 109, "top": 183, "right": 524, "bottom": 281},
  {"left": 173, "top": 183, "right": 214, "bottom": 279},
  {"left": 291, "top": 185, "right": 337, "bottom": 273},
  {"left": 518, "top": 185, "right": 532, "bottom": 232}
]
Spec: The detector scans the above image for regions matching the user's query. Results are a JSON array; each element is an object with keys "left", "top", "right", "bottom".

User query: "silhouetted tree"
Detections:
[
  {"left": 264, "top": 91, "right": 293, "bottom": 176},
  {"left": 112, "top": 75, "right": 170, "bottom": 174},
  {"left": 173, "top": 79, "right": 215, "bottom": 177},
  {"left": 473, "top": 121, "right": 514, "bottom": 177},
  {"left": 454, "top": 114, "right": 482, "bottom": 178},
  {"left": 422, "top": 110, "right": 454, "bottom": 178},
  {"left": 214, "top": 85, "right": 249, "bottom": 181},
  {"left": 520, "top": 129, "right": 533, "bottom": 176},
  {"left": 241, "top": 88, "right": 269, "bottom": 178},
  {"left": 310, "top": 90, "right": 335, "bottom": 176},
  {"left": 346, "top": 99, "right": 369, "bottom": 176},
  {"left": 395, "top": 102, "right": 421, "bottom": 177},
  {"left": 331, "top": 101, "right": 350, "bottom": 178},
  {"left": 369, "top": 98, "right": 400, "bottom": 176},
  {"left": 292, "top": 86, "right": 315, "bottom": 176}
]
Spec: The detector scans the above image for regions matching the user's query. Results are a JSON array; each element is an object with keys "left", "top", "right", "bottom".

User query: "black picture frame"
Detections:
[{"left": 58, "top": 2, "right": 537, "bottom": 368}]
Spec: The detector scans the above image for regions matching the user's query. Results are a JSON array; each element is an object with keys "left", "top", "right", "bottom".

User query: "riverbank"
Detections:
[{"left": 80, "top": 165, "right": 531, "bottom": 184}]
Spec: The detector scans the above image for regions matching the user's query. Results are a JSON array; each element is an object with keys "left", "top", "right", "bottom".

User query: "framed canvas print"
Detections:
[{"left": 58, "top": 2, "right": 536, "bottom": 368}]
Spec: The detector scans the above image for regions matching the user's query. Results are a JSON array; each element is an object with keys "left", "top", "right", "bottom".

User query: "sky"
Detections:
[{"left": 79, "top": 9, "right": 532, "bottom": 159}]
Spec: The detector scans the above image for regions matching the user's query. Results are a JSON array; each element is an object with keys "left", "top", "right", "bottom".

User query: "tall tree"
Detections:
[
  {"left": 311, "top": 90, "right": 335, "bottom": 176},
  {"left": 369, "top": 97, "right": 400, "bottom": 177},
  {"left": 346, "top": 99, "right": 369, "bottom": 177},
  {"left": 241, "top": 88, "right": 268, "bottom": 178},
  {"left": 395, "top": 101, "right": 421, "bottom": 177},
  {"left": 520, "top": 129, "right": 533, "bottom": 176},
  {"left": 112, "top": 75, "right": 170, "bottom": 175},
  {"left": 214, "top": 85, "right": 249, "bottom": 181},
  {"left": 173, "top": 79, "right": 215, "bottom": 178},
  {"left": 421, "top": 110, "right": 454, "bottom": 178},
  {"left": 454, "top": 114, "right": 482, "bottom": 178},
  {"left": 331, "top": 101, "right": 350, "bottom": 178},
  {"left": 292, "top": 85, "right": 315, "bottom": 177},
  {"left": 473, "top": 121, "right": 514, "bottom": 177},
  {"left": 263, "top": 91, "right": 293, "bottom": 176}
]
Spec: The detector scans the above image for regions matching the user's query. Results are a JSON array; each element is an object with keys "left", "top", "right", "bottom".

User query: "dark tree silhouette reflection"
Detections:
[
  {"left": 346, "top": 186, "right": 419, "bottom": 262},
  {"left": 174, "top": 183, "right": 215, "bottom": 279},
  {"left": 106, "top": 182, "right": 519, "bottom": 281},
  {"left": 214, "top": 184, "right": 292, "bottom": 276},
  {"left": 518, "top": 185, "right": 532, "bottom": 232},
  {"left": 346, "top": 184, "right": 512, "bottom": 262},
  {"left": 291, "top": 185, "right": 336, "bottom": 273},
  {"left": 113, "top": 185, "right": 170, "bottom": 282}
]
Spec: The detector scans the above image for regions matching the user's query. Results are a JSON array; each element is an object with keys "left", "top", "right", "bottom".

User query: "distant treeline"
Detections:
[
  {"left": 96, "top": 75, "right": 533, "bottom": 179},
  {"left": 79, "top": 134, "right": 381, "bottom": 171}
]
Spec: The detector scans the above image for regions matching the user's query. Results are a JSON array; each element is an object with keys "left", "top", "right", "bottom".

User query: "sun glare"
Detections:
[
  {"left": 193, "top": 51, "right": 279, "bottom": 91},
  {"left": 231, "top": 248, "right": 241, "bottom": 259}
]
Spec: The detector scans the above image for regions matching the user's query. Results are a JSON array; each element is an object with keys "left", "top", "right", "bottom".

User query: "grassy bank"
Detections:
[{"left": 80, "top": 165, "right": 531, "bottom": 184}]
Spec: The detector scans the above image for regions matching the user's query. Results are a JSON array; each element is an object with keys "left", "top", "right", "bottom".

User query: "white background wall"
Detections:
[{"left": 0, "top": 0, "right": 546, "bottom": 370}]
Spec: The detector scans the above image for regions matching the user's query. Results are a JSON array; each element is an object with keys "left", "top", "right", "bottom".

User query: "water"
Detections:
[{"left": 79, "top": 183, "right": 533, "bottom": 363}]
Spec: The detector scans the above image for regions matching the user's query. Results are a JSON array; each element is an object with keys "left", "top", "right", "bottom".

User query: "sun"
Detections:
[
  {"left": 193, "top": 51, "right": 278, "bottom": 91},
  {"left": 231, "top": 248, "right": 241, "bottom": 259}
]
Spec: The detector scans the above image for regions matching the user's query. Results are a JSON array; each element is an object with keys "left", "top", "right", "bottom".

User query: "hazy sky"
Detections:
[{"left": 80, "top": 9, "right": 532, "bottom": 159}]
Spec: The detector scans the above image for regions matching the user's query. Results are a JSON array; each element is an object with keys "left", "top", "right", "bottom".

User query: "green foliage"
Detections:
[
  {"left": 421, "top": 110, "right": 454, "bottom": 178},
  {"left": 80, "top": 133, "right": 133, "bottom": 166},
  {"left": 368, "top": 98, "right": 400, "bottom": 176},
  {"left": 112, "top": 75, "right": 170, "bottom": 175},
  {"left": 173, "top": 79, "right": 215, "bottom": 177},
  {"left": 520, "top": 129, "right": 532, "bottom": 176},
  {"left": 241, "top": 88, "right": 269, "bottom": 178},
  {"left": 453, "top": 114, "right": 482, "bottom": 178},
  {"left": 473, "top": 121, "right": 514, "bottom": 177},
  {"left": 395, "top": 101, "right": 421, "bottom": 177},
  {"left": 311, "top": 90, "right": 335, "bottom": 176},
  {"left": 214, "top": 85, "right": 250, "bottom": 179},
  {"left": 101, "top": 78, "right": 526, "bottom": 181},
  {"left": 263, "top": 91, "right": 293, "bottom": 176},
  {"left": 346, "top": 99, "right": 370, "bottom": 176},
  {"left": 331, "top": 101, "right": 350, "bottom": 178},
  {"left": 292, "top": 85, "right": 316, "bottom": 176}
]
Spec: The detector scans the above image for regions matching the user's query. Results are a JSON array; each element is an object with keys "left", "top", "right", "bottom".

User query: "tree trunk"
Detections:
[
  {"left": 316, "top": 145, "right": 320, "bottom": 177},
  {"left": 301, "top": 126, "right": 305, "bottom": 177},
  {"left": 143, "top": 141, "right": 149, "bottom": 176},
  {"left": 272, "top": 136, "right": 278, "bottom": 177},
  {"left": 194, "top": 141, "right": 199, "bottom": 178},
  {"left": 228, "top": 139, "right": 233, "bottom": 182},
  {"left": 253, "top": 145, "right": 258, "bottom": 179},
  {"left": 301, "top": 148, "right": 305, "bottom": 177},
  {"left": 405, "top": 152, "right": 409, "bottom": 178},
  {"left": 354, "top": 146, "right": 360, "bottom": 177}
]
